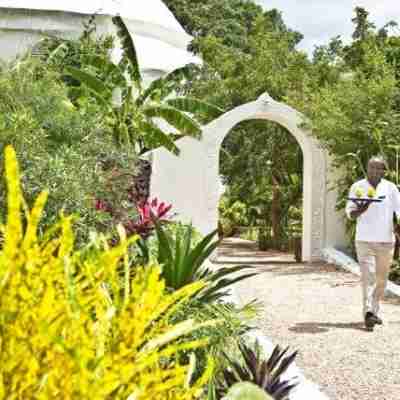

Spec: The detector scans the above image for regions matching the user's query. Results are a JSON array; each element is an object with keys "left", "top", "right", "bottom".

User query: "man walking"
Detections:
[{"left": 346, "top": 156, "right": 400, "bottom": 331}]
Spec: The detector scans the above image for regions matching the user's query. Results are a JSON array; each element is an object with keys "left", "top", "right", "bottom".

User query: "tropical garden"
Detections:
[{"left": 0, "top": 1, "right": 400, "bottom": 399}]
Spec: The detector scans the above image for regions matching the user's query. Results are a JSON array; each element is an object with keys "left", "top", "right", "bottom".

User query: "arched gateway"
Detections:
[{"left": 150, "top": 93, "right": 347, "bottom": 261}]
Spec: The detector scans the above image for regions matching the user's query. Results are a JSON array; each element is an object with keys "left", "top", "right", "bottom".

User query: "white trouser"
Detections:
[{"left": 356, "top": 241, "right": 394, "bottom": 317}]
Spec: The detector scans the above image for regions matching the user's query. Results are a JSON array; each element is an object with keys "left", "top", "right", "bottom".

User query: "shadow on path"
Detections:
[
  {"left": 289, "top": 321, "right": 366, "bottom": 334},
  {"left": 215, "top": 237, "right": 296, "bottom": 263}
]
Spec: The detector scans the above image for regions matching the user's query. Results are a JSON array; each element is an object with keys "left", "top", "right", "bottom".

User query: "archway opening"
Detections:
[{"left": 217, "top": 119, "right": 303, "bottom": 263}]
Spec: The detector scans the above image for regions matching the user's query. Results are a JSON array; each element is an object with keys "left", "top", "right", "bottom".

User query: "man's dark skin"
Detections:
[{"left": 351, "top": 159, "right": 400, "bottom": 237}]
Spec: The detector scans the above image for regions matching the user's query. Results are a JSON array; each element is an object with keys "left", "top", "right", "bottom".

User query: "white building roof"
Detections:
[
  {"left": 0, "top": 0, "right": 185, "bottom": 34},
  {"left": 0, "top": 0, "right": 200, "bottom": 75}
]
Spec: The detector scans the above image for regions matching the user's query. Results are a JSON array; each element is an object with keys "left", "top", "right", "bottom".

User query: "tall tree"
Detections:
[
  {"left": 352, "top": 7, "right": 376, "bottom": 41},
  {"left": 165, "top": 0, "right": 308, "bottom": 246}
]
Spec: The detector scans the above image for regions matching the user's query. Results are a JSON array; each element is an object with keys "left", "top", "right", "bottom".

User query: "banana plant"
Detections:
[{"left": 65, "top": 16, "right": 223, "bottom": 155}]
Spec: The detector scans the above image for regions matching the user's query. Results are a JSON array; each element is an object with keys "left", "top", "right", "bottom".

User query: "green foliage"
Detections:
[
  {"left": 219, "top": 196, "right": 248, "bottom": 237},
  {"left": 150, "top": 222, "right": 257, "bottom": 301},
  {"left": 389, "top": 258, "right": 400, "bottom": 285},
  {"left": 64, "top": 17, "right": 223, "bottom": 155},
  {"left": 165, "top": 1, "right": 307, "bottom": 250},
  {"left": 112, "top": 16, "right": 142, "bottom": 87},
  {"left": 0, "top": 57, "right": 136, "bottom": 242},
  {"left": 219, "top": 121, "right": 303, "bottom": 248},
  {"left": 289, "top": 7, "right": 400, "bottom": 249},
  {"left": 214, "top": 342, "right": 298, "bottom": 400},
  {"left": 171, "top": 300, "right": 260, "bottom": 383},
  {"left": 164, "top": 0, "right": 302, "bottom": 53}
]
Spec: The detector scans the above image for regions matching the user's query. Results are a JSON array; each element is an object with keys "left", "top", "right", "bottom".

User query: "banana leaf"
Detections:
[
  {"left": 112, "top": 16, "right": 142, "bottom": 88},
  {"left": 143, "top": 106, "right": 202, "bottom": 139},
  {"left": 167, "top": 97, "right": 224, "bottom": 119}
]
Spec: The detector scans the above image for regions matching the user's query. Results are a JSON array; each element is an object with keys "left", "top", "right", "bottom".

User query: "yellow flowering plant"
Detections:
[{"left": 0, "top": 146, "right": 216, "bottom": 399}]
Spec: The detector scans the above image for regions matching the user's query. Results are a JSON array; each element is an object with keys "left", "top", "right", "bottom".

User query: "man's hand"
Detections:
[{"left": 350, "top": 202, "right": 370, "bottom": 219}]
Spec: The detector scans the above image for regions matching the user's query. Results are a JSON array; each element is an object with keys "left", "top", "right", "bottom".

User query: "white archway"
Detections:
[{"left": 150, "top": 93, "right": 347, "bottom": 261}]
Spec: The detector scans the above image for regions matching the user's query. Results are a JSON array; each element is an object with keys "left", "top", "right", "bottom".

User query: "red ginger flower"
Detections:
[{"left": 125, "top": 197, "right": 172, "bottom": 238}]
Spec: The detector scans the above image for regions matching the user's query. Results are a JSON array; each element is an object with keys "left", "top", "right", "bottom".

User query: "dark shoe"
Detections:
[
  {"left": 364, "top": 312, "right": 375, "bottom": 331},
  {"left": 370, "top": 314, "right": 383, "bottom": 325}
]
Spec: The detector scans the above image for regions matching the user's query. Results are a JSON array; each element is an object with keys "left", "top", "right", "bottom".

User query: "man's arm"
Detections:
[
  {"left": 392, "top": 184, "right": 400, "bottom": 238},
  {"left": 345, "top": 184, "right": 370, "bottom": 220}
]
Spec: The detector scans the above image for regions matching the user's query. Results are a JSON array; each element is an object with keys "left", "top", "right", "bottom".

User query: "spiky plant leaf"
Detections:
[
  {"left": 216, "top": 343, "right": 298, "bottom": 400},
  {"left": 153, "top": 224, "right": 256, "bottom": 300},
  {"left": 176, "top": 225, "right": 193, "bottom": 287},
  {"left": 199, "top": 272, "right": 258, "bottom": 303}
]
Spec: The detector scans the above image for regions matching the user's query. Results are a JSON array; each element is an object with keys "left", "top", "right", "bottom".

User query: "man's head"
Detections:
[{"left": 367, "top": 156, "right": 386, "bottom": 185}]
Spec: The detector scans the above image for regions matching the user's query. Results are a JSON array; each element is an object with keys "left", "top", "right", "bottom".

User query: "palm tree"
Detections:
[{"left": 66, "top": 16, "right": 223, "bottom": 155}]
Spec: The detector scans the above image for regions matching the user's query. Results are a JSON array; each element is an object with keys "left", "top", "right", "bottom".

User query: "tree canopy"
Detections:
[{"left": 165, "top": 1, "right": 400, "bottom": 247}]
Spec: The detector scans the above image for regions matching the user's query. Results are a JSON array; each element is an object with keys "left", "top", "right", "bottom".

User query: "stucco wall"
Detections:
[{"left": 150, "top": 94, "right": 348, "bottom": 261}]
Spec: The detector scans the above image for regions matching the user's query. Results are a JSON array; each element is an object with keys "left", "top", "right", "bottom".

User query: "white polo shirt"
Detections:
[{"left": 346, "top": 178, "right": 400, "bottom": 243}]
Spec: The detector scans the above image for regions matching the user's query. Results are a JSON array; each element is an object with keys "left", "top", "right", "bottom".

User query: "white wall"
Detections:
[{"left": 151, "top": 93, "right": 348, "bottom": 261}]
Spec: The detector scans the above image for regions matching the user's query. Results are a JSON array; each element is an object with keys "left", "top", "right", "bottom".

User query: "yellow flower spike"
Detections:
[
  {"left": 59, "top": 215, "right": 74, "bottom": 259},
  {"left": 0, "top": 146, "right": 215, "bottom": 399},
  {"left": 141, "top": 319, "right": 222, "bottom": 353},
  {"left": 3, "top": 145, "right": 23, "bottom": 258},
  {"left": 23, "top": 190, "right": 48, "bottom": 252}
]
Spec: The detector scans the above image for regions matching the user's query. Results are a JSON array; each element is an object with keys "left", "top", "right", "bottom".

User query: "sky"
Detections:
[{"left": 255, "top": 0, "right": 400, "bottom": 56}]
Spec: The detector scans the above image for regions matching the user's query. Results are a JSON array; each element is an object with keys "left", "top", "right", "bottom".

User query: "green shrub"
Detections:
[
  {"left": 171, "top": 300, "right": 260, "bottom": 383},
  {"left": 0, "top": 58, "right": 136, "bottom": 243},
  {"left": 218, "top": 196, "right": 248, "bottom": 237}
]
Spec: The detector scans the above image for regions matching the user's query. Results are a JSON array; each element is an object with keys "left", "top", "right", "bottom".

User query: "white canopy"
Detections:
[{"left": 0, "top": 0, "right": 199, "bottom": 76}]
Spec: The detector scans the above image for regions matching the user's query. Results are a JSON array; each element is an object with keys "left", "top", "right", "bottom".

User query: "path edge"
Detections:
[
  {"left": 322, "top": 247, "right": 400, "bottom": 298},
  {"left": 207, "top": 259, "right": 330, "bottom": 400}
]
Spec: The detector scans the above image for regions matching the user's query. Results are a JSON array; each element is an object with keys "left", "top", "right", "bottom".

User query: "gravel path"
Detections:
[{"left": 215, "top": 239, "right": 400, "bottom": 400}]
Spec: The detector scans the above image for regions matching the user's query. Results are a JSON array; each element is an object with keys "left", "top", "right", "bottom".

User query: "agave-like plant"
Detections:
[
  {"left": 150, "top": 221, "right": 257, "bottom": 302},
  {"left": 216, "top": 342, "right": 298, "bottom": 400},
  {"left": 65, "top": 16, "right": 223, "bottom": 154}
]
